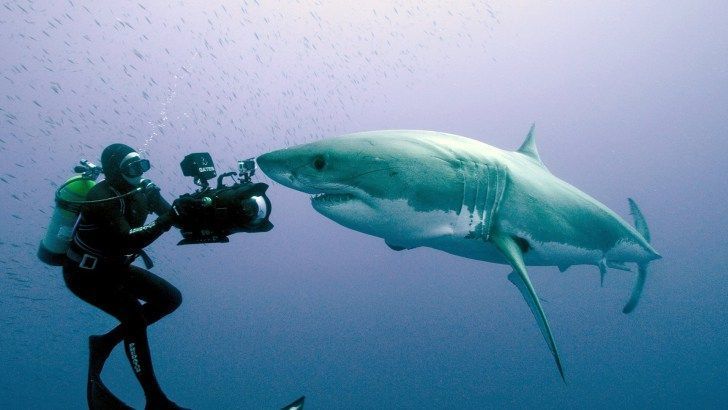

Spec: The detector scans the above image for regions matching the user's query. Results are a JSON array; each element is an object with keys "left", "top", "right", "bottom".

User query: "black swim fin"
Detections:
[
  {"left": 88, "top": 379, "right": 133, "bottom": 410},
  {"left": 280, "top": 395, "right": 305, "bottom": 410}
]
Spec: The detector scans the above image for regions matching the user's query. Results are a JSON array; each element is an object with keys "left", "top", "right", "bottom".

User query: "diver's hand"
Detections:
[
  {"left": 140, "top": 178, "right": 160, "bottom": 193},
  {"left": 141, "top": 178, "right": 164, "bottom": 204},
  {"left": 141, "top": 178, "right": 174, "bottom": 218},
  {"left": 155, "top": 210, "right": 176, "bottom": 232},
  {"left": 171, "top": 196, "right": 198, "bottom": 224}
]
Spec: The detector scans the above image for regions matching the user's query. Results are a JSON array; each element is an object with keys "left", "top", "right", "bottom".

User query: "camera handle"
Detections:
[{"left": 216, "top": 172, "right": 238, "bottom": 189}]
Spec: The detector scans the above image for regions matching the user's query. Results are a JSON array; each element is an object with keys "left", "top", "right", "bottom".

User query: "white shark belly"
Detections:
[
  {"left": 367, "top": 196, "right": 605, "bottom": 268},
  {"left": 422, "top": 234, "right": 602, "bottom": 267}
]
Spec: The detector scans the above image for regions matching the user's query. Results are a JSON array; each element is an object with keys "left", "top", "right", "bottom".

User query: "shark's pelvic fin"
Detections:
[
  {"left": 623, "top": 198, "right": 655, "bottom": 314},
  {"left": 492, "top": 233, "right": 565, "bottom": 382},
  {"left": 516, "top": 123, "right": 546, "bottom": 168},
  {"left": 598, "top": 259, "right": 608, "bottom": 287},
  {"left": 385, "top": 239, "right": 407, "bottom": 251}
]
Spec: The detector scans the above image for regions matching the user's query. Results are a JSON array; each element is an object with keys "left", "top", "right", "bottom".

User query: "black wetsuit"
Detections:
[{"left": 63, "top": 177, "right": 181, "bottom": 408}]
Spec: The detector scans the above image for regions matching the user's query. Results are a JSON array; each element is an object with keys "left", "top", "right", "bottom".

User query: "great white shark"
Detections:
[{"left": 256, "top": 126, "right": 661, "bottom": 380}]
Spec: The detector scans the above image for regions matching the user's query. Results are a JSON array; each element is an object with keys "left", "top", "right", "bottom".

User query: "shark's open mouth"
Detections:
[{"left": 311, "top": 193, "right": 356, "bottom": 205}]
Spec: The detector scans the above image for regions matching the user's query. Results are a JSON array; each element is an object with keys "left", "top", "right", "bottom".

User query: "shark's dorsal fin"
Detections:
[{"left": 517, "top": 124, "right": 546, "bottom": 168}]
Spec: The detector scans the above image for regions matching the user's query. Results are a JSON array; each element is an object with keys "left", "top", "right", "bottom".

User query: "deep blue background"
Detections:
[{"left": 1, "top": 1, "right": 726, "bottom": 408}]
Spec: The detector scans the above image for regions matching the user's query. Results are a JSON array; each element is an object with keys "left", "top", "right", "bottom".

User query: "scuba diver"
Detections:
[{"left": 62, "top": 143, "right": 188, "bottom": 410}]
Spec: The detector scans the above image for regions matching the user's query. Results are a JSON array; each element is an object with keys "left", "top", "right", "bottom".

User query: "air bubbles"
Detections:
[{"left": 140, "top": 51, "right": 200, "bottom": 156}]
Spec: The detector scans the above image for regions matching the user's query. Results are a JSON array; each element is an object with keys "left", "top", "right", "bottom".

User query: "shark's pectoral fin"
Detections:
[
  {"left": 508, "top": 271, "right": 550, "bottom": 302},
  {"left": 492, "top": 233, "right": 565, "bottom": 382}
]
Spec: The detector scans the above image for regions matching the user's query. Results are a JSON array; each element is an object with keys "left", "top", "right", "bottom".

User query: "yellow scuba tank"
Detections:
[{"left": 38, "top": 160, "right": 101, "bottom": 266}]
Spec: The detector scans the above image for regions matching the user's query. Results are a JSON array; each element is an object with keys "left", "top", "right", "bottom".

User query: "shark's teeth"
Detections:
[{"left": 311, "top": 193, "right": 355, "bottom": 204}]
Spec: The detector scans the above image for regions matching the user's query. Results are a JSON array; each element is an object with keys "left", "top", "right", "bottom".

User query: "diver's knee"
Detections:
[
  {"left": 124, "top": 303, "right": 149, "bottom": 329},
  {"left": 167, "top": 286, "right": 182, "bottom": 313}
]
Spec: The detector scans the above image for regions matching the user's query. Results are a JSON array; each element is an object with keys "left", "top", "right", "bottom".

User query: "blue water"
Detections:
[{"left": 1, "top": 2, "right": 727, "bottom": 408}]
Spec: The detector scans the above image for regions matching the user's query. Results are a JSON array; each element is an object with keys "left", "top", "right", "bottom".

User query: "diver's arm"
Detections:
[
  {"left": 141, "top": 179, "right": 172, "bottom": 216},
  {"left": 86, "top": 188, "right": 173, "bottom": 250},
  {"left": 118, "top": 214, "right": 174, "bottom": 249}
]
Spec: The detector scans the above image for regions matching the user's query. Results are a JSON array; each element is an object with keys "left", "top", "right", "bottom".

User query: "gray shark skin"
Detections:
[{"left": 257, "top": 126, "right": 661, "bottom": 381}]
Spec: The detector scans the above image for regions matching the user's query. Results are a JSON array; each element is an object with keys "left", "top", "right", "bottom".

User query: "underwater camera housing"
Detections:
[{"left": 175, "top": 152, "right": 273, "bottom": 245}]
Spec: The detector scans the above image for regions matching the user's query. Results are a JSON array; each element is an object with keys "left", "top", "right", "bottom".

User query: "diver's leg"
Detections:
[
  {"left": 65, "top": 264, "right": 186, "bottom": 408},
  {"left": 63, "top": 265, "right": 133, "bottom": 407},
  {"left": 121, "top": 302, "right": 169, "bottom": 404},
  {"left": 63, "top": 265, "right": 124, "bottom": 378},
  {"left": 88, "top": 265, "right": 182, "bottom": 372},
  {"left": 123, "top": 266, "right": 187, "bottom": 409},
  {"left": 126, "top": 265, "right": 183, "bottom": 323},
  {"left": 84, "top": 277, "right": 171, "bottom": 404},
  {"left": 113, "top": 266, "right": 186, "bottom": 408},
  {"left": 123, "top": 328, "right": 188, "bottom": 409}
]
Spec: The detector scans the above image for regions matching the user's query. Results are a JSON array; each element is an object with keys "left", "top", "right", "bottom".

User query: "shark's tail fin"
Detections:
[
  {"left": 622, "top": 198, "right": 658, "bottom": 314},
  {"left": 628, "top": 198, "right": 651, "bottom": 243}
]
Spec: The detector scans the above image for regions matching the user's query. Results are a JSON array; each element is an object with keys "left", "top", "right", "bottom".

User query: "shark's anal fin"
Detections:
[
  {"left": 599, "top": 259, "right": 634, "bottom": 288},
  {"left": 492, "top": 233, "right": 565, "bottom": 382},
  {"left": 607, "top": 261, "right": 631, "bottom": 272}
]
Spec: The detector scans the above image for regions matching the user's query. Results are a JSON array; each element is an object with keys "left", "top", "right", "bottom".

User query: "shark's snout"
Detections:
[
  {"left": 257, "top": 150, "right": 294, "bottom": 186},
  {"left": 255, "top": 151, "right": 281, "bottom": 177},
  {"left": 257, "top": 149, "right": 325, "bottom": 195}
]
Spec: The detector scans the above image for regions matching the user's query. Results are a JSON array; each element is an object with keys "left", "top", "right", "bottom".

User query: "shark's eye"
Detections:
[{"left": 313, "top": 156, "right": 326, "bottom": 171}]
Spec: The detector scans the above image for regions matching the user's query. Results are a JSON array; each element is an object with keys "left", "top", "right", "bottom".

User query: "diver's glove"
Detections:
[
  {"left": 141, "top": 178, "right": 166, "bottom": 207},
  {"left": 141, "top": 179, "right": 175, "bottom": 230},
  {"left": 155, "top": 210, "right": 176, "bottom": 232},
  {"left": 172, "top": 196, "right": 197, "bottom": 217},
  {"left": 170, "top": 195, "right": 199, "bottom": 229},
  {"left": 140, "top": 178, "right": 160, "bottom": 193}
]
